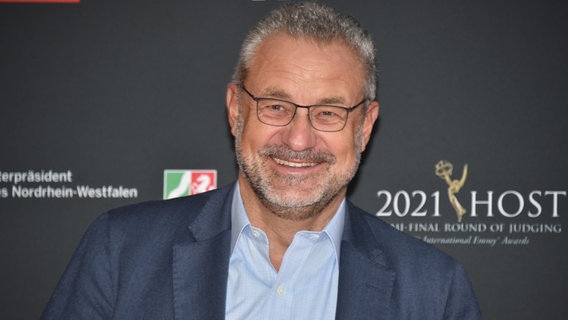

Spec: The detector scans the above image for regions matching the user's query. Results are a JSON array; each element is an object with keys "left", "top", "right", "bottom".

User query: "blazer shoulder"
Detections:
[
  {"left": 347, "top": 201, "right": 457, "bottom": 268},
  {"left": 344, "top": 202, "right": 482, "bottom": 319},
  {"left": 105, "top": 184, "right": 233, "bottom": 222},
  {"left": 87, "top": 184, "right": 234, "bottom": 243}
]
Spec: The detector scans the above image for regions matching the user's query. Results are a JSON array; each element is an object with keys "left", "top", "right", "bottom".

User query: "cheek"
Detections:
[
  {"left": 239, "top": 120, "right": 281, "bottom": 151},
  {"left": 323, "top": 135, "right": 358, "bottom": 161},
  {"left": 338, "top": 145, "right": 359, "bottom": 166},
  {"left": 334, "top": 126, "right": 363, "bottom": 165}
]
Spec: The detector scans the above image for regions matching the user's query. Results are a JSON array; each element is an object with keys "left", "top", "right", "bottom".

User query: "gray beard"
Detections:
[{"left": 234, "top": 112, "right": 363, "bottom": 221}]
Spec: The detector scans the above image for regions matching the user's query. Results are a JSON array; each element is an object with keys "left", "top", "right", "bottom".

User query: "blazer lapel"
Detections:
[
  {"left": 172, "top": 186, "right": 234, "bottom": 320},
  {"left": 335, "top": 203, "right": 395, "bottom": 320}
]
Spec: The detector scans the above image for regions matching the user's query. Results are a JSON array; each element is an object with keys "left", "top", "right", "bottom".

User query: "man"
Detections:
[{"left": 42, "top": 2, "right": 481, "bottom": 319}]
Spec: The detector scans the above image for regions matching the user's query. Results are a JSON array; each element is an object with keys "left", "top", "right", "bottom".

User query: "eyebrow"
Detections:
[{"left": 259, "top": 86, "right": 349, "bottom": 106}]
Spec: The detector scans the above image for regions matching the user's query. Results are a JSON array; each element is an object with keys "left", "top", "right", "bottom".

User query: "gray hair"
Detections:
[{"left": 232, "top": 2, "right": 377, "bottom": 100}]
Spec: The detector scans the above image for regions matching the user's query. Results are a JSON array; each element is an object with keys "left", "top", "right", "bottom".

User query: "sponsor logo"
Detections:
[
  {"left": 375, "top": 160, "right": 566, "bottom": 246},
  {"left": 163, "top": 170, "right": 217, "bottom": 199},
  {"left": 0, "top": 169, "right": 138, "bottom": 199},
  {"left": 435, "top": 160, "right": 468, "bottom": 222}
]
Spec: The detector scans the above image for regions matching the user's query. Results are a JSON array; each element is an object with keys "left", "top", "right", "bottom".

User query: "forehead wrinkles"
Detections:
[
  {"left": 258, "top": 86, "right": 348, "bottom": 106},
  {"left": 247, "top": 35, "right": 365, "bottom": 105}
]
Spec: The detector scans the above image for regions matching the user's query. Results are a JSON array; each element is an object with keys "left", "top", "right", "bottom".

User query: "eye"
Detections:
[
  {"left": 259, "top": 100, "right": 293, "bottom": 114},
  {"left": 312, "top": 106, "right": 345, "bottom": 122},
  {"left": 318, "top": 110, "right": 340, "bottom": 117},
  {"left": 267, "top": 104, "right": 286, "bottom": 112}
]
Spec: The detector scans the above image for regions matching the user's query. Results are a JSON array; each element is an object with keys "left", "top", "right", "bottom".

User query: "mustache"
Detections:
[{"left": 259, "top": 145, "right": 336, "bottom": 164}]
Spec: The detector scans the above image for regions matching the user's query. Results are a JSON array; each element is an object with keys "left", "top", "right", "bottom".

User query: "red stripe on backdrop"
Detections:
[{"left": 0, "top": 0, "right": 80, "bottom": 3}]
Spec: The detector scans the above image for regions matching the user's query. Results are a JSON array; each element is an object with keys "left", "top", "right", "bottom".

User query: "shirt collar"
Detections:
[{"left": 230, "top": 182, "right": 345, "bottom": 259}]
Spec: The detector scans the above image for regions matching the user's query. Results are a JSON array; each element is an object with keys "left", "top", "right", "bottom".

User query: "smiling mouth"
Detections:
[
  {"left": 261, "top": 145, "right": 336, "bottom": 168},
  {"left": 273, "top": 157, "right": 318, "bottom": 168}
]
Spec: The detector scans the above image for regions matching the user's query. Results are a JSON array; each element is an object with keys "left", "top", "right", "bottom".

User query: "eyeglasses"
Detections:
[{"left": 240, "top": 85, "right": 367, "bottom": 132}]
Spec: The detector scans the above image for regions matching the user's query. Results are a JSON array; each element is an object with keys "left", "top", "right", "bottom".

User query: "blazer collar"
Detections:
[
  {"left": 172, "top": 185, "right": 234, "bottom": 320},
  {"left": 170, "top": 186, "right": 396, "bottom": 320},
  {"left": 335, "top": 202, "right": 396, "bottom": 320}
]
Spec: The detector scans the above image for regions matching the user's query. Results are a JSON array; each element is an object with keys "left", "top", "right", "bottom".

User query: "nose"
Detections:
[{"left": 280, "top": 108, "right": 317, "bottom": 151}]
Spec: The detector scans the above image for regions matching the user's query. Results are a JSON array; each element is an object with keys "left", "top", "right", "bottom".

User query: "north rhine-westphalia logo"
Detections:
[{"left": 163, "top": 170, "right": 217, "bottom": 200}]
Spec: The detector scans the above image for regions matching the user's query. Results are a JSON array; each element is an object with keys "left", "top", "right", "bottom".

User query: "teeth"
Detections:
[{"left": 273, "top": 157, "right": 317, "bottom": 168}]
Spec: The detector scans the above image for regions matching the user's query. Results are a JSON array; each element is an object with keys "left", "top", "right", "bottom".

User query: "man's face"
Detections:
[{"left": 227, "top": 32, "right": 379, "bottom": 220}]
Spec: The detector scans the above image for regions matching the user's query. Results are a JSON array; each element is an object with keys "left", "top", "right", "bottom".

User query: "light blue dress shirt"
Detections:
[{"left": 225, "top": 184, "right": 345, "bottom": 320}]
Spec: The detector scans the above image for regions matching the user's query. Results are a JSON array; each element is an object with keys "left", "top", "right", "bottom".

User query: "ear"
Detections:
[
  {"left": 226, "top": 82, "right": 240, "bottom": 137},
  {"left": 360, "top": 100, "right": 379, "bottom": 152}
]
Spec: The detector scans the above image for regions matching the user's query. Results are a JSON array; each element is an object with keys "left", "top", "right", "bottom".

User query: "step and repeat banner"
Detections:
[{"left": 1, "top": 0, "right": 566, "bottom": 319}]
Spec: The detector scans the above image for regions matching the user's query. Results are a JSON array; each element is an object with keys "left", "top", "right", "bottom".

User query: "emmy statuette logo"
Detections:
[{"left": 435, "top": 160, "right": 468, "bottom": 222}]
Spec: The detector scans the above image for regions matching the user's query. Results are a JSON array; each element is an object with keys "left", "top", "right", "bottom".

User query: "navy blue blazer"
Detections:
[{"left": 42, "top": 184, "right": 481, "bottom": 319}]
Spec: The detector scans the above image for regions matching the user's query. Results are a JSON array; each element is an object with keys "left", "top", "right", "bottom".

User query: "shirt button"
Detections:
[
  {"left": 277, "top": 286, "right": 285, "bottom": 296},
  {"left": 252, "top": 230, "right": 260, "bottom": 238}
]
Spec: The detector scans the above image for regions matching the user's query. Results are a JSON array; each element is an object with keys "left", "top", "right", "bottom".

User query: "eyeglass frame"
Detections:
[{"left": 239, "top": 84, "right": 368, "bottom": 132}]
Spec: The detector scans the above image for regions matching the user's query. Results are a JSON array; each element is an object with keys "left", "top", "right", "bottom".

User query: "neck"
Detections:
[{"left": 237, "top": 177, "right": 345, "bottom": 270}]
